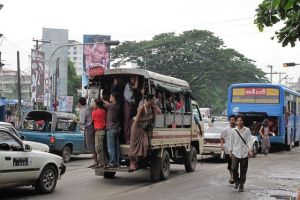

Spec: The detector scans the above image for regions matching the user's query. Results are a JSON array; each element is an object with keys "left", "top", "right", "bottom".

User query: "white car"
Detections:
[
  {"left": 0, "top": 122, "right": 49, "bottom": 152},
  {"left": 0, "top": 127, "right": 66, "bottom": 193},
  {"left": 203, "top": 121, "right": 259, "bottom": 158}
]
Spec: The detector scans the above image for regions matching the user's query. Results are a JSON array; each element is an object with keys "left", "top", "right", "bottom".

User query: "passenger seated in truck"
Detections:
[
  {"left": 166, "top": 95, "right": 175, "bottom": 113},
  {"left": 175, "top": 94, "right": 185, "bottom": 113}
]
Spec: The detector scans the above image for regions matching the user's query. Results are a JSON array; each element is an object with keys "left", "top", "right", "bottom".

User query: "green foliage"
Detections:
[
  {"left": 111, "top": 30, "right": 267, "bottom": 114},
  {"left": 255, "top": 0, "right": 300, "bottom": 47},
  {"left": 67, "top": 60, "right": 81, "bottom": 111}
]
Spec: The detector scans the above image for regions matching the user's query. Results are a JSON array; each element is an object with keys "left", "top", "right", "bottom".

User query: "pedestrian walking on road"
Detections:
[
  {"left": 92, "top": 99, "right": 107, "bottom": 168},
  {"left": 230, "top": 114, "right": 253, "bottom": 192},
  {"left": 259, "top": 119, "right": 272, "bottom": 155},
  {"left": 221, "top": 114, "right": 236, "bottom": 184},
  {"left": 78, "top": 97, "right": 96, "bottom": 168}
]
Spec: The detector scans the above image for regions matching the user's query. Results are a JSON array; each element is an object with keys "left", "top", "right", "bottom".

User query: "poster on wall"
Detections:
[
  {"left": 31, "top": 49, "right": 45, "bottom": 102},
  {"left": 82, "top": 35, "right": 111, "bottom": 94},
  {"left": 58, "top": 96, "right": 73, "bottom": 112}
]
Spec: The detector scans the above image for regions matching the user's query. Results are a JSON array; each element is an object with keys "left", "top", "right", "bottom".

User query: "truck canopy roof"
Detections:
[{"left": 90, "top": 68, "right": 191, "bottom": 93}]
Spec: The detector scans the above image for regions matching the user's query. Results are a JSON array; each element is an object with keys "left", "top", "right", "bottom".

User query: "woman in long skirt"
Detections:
[{"left": 128, "top": 94, "right": 161, "bottom": 171}]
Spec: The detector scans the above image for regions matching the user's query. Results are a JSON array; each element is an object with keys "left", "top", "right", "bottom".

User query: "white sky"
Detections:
[{"left": 0, "top": 0, "right": 299, "bottom": 84}]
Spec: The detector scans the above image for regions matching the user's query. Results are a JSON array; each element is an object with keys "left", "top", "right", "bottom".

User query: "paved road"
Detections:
[{"left": 1, "top": 147, "right": 299, "bottom": 200}]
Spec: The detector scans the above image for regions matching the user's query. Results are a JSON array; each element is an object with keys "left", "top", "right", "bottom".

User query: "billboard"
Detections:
[
  {"left": 31, "top": 49, "right": 45, "bottom": 102},
  {"left": 58, "top": 96, "right": 73, "bottom": 112},
  {"left": 82, "top": 35, "right": 111, "bottom": 91}
]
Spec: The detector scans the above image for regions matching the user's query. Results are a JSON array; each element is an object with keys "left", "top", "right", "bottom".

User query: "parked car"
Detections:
[
  {"left": 0, "top": 127, "right": 66, "bottom": 193},
  {"left": 202, "top": 121, "right": 259, "bottom": 158},
  {"left": 18, "top": 111, "right": 88, "bottom": 162},
  {"left": 0, "top": 122, "right": 49, "bottom": 152}
]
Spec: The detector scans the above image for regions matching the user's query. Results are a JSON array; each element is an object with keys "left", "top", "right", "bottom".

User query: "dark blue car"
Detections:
[{"left": 18, "top": 111, "right": 89, "bottom": 162}]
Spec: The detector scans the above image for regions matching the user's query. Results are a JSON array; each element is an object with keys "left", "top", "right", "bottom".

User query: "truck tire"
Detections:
[
  {"left": 286, "top": 143, "right": 292, "bottom": 151},
  {"left": 150, "top": 150, "right": 170, "bottom": 181},
  {"left": 184, "top": 146, "right": 197, "bottom": 172},
  {"left": 61, "top": 145, "right": 72, "bottom": 163},
  {"left": 35, "top": 165, "right": 58, "bottom": 194},
  {"left": 103, "top": 172, "right": 116, "bottom": 179}
]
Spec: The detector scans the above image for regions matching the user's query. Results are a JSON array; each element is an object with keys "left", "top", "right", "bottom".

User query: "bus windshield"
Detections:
[{"left": 231, "top": 87, "right": 279, "bottom": 104}]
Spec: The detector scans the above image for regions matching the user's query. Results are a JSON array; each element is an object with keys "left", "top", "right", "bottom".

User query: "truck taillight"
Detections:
[{"left": 50, "top": 136, "right": 56, "bottom": 144}]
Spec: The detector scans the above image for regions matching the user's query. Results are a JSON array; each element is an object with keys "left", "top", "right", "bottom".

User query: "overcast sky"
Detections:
[{"left": 0, "top": 0, "right": 299, "bottom": 84}]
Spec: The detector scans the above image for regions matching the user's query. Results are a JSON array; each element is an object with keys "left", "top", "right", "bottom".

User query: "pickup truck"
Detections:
[{"left": 18, "top": 111, "right": 88, "bottom": 162}]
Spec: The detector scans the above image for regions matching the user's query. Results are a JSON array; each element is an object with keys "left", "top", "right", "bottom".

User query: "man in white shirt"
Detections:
[
  {"left": 229, "top": 114, "right": 253, "bottom": 192},
  {"left": 221, "top": 115, "right": 236, "bottom": 184}
]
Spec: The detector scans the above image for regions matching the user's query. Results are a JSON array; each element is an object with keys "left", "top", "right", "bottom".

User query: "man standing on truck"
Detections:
[
  {"left": 230, "top": 114, "right": 253, "bottom": 192},
  {"left": 221, "top": 115, "right": 236, "bottom": 184},
  {"left": 78, "top": 97, "right": 96, "bottom": 168},
  {"left": 103, "top": 93, "right": 121, "bottom": 168},
  {"left": 92, "top": 99, "right": 107, "bottom": 168}
]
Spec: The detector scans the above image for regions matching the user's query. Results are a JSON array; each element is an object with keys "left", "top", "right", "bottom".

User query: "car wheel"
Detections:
[
  {"left": 35, "top": 165, "right": 58, "bottom": 194},
  {"left": 184, "top": 146, "right": 197, "bottom": 172},
  {"left": 61, "top": 145, "right": 72, "bottom": 163},
  {"left": 252, "top": 142, "right": 258, "bottom": 158}
]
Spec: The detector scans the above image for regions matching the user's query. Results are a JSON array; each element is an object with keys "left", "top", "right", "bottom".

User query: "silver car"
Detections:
[
  {"left": 202, "top": 121, "right": 259, "bottom": 158},
  {"left": 0, "top": 122, "right": 49, "bottom": 152}
]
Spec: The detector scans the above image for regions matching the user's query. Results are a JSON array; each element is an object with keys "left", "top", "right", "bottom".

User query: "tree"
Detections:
[
  {"left": 111, "top": 30, "right": 267, "bottom": 114},
  {"left": 67, "top": 60, "right": 81, "bottom": 111},
  {"left": 255, "top": 0, "right": 300, "bottom": 47}
]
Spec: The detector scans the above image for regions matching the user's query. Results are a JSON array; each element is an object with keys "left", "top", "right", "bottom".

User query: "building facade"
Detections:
[
  {"left": 0, "top": 68, "right": 31, "bottom": 101},
  {"left": 68, "top": 40, "right": 83, "bottom": 76},
  {"left": 42, "top": 28, "right": 68, "bottom": 108}
]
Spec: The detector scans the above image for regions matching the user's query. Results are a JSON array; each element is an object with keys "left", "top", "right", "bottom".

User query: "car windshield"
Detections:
[
  {"left": 206, "top": 122, "right": 228, "bottom": 133},
  {"left": 213, "top": 122, "right": 228, "bottom": 129},
  {"left": 206, "top": 127, "right": 223, "bottom": 134},
  {"left": 22, "top": 119, "right": 51, "bottom": 132},
  {"left": 56, "top": 119, "right": 76, "bottom": 132}
]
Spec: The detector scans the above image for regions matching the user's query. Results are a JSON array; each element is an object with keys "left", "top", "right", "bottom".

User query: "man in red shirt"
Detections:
[{"left": 92, "top": 99, "right": 107, "bottom": 167}]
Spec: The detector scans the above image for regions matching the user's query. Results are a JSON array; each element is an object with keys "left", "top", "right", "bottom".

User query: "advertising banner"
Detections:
[
  {"left": 31, "top": 49, "right": 45, "bottom": 102},
  {"left": 82, "top": 35, "right": 111, "bottom": 91},
  {"left": 58, "top": 96, "right": 73, "bottom": 112}
]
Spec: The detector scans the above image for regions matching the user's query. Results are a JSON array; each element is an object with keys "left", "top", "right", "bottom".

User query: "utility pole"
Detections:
[
  {"left": 266, "top": 65, "right": 273, "bottom": 83},
  {"left": 32, "top": 38, "right": 50, "bottom": 50},
  {"left": 0, "top": 51, "right": 4, "bottom": 69},
  {"left": 17, "top": 51, "right": 21, "bottom": 122},
  {"left": 277, "top": 72, "right": 286, "bottom": 84}
]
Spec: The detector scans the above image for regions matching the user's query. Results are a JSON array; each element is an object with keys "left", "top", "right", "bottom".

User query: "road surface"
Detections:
[{"left": 1, "top": 147, "right": 299, "bottom": 200}]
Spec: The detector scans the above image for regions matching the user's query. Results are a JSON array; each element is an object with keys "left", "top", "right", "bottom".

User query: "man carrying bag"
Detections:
[{"left": 229, "top": 114, "right": 253, "bottom": 192}]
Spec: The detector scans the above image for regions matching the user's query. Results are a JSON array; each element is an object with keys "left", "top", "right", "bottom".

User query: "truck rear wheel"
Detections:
[
  {"left": 61, "top": 145, "right": 72, "bottom": 163},
  {"left": 184, "top": 146, "right": 197, "bottom": 172},
  {"left": 150, "top": 150, "right": 170, "bottom": 182},
  {"left": 103, "top": 172, "right": 116, "bottom": 179}
]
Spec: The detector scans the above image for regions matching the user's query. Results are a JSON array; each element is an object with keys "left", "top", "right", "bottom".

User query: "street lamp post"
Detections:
[{"left": 46, "top": 40, "right": 120, "bottom": 110}]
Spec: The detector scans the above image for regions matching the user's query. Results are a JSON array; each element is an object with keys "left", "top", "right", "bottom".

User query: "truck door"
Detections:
[{"left": 192, "top": 104, "right": 204, "bottom": 154}]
